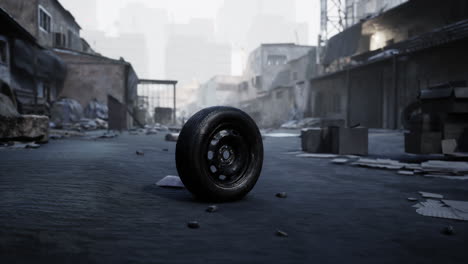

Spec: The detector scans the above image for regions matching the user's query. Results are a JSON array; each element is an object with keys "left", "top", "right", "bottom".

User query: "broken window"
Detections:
[
  {"left": 254, "top": 76, "right": 262, "bottom": 88},
  {"left": 37, "top": 82, "right": 44, "bottom": 98},
  {"left": 54, "top": 33, "right": 66, "bottom": 48},
  {"left": 39, "top": 6, "right": 51, "bottom": 33},
  {"left": 0, "top": 40, "right": 7, "bottom": 64},
  {"left": 67, "top": 30, "right": 73, "bottom": 48},
  {"left": 267, "top": 55, "right": 287, "bottom": 66}
]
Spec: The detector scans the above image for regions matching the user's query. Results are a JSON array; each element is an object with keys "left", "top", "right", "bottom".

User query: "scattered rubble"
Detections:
[
  {"left": 136, "top": 150, "right": 145, "bottom": 156},
  {"left": 331, "top": 158, "right": 349, "bottom": 164},
  {"left": 187, "top": 221, "right": 200, "bottom": 229},
  {"left": 206, "top": 205, "right": 218, "bottom": 213},
  {"left": 165, "top": 133, "right": 179, "bottom": 142},
  {"left": 84, "top": 99, "right": 108, "bottom": 120},
  {"left": 156, "top": 175, "right": 185, "bottom": 188},
  {"left": 407, "top": 198, "right": 418, "bottom": 202},
  {"left": 281, "top": 118, "right": 345, "bottom": 129},
  {"left": 25, "top": 143, "right": 41, "bottom": 149},
  {"left": 296, "top": 153, "right": 338, "bottom": 159},
  {"left": 51, "top": 98, "right": 84, "bottom": 126},
  {"left": 275, "top": 230, "right": 289, "bottom": 237},
  {"left": 275, "top": 192, "right": 288, "bottom": 198},
  {"left": 98, "top": 131, "right": 118, "bottom": 139}
]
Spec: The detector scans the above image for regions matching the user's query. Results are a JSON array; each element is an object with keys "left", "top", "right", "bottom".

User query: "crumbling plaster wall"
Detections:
[{"left": 56, "top": 52, "right": 126, "bottom": 109}]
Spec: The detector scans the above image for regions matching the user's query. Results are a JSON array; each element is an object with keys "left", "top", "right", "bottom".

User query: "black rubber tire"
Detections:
[{"left": 176, "top": 106, "right": 264, "bottom": 202}]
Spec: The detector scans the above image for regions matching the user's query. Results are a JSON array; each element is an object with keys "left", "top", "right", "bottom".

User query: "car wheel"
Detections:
[{"left": 176, "top": 106, "right": 264, "bottom": 202}]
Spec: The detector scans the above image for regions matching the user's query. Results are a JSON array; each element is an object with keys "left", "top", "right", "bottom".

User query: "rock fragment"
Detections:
[
  {"left": 276, "top": 230, "right": 288, "bottom": 237},
  {"left": 187, "top": 221, "right": 200, "bottom": 229},
  {"left": 206, "top": 205, "right": 218, "bottom": 213},
  {"left": 276, "top": 192, "right": 287, "bottom": 198}
]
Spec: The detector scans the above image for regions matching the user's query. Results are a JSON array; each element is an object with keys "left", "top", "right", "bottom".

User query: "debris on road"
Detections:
[
  {"left": 419, "top": 192, "right": 444, "bottom": 199},
  {"left": 136, "top": 150, "right": 144, "bottom": 156},
  {"left": 25, "top": 143, "right": 41, "bottom": 149},
  {"left": 156, "top": 175, "right": 185, "bottom": 188},
  {"left": 275, "top": 192, "right": 288, "bottom": 198},
  {"left": 206, "top": 205, "right": 218, "bottom": 213},
  {"left": 331, "top": 158, "right": 349, "bottom": 164},
  {"left": 165, "top": 133, "right": 179, "bottom": 142},
  {"left": 398, "top": 170, "right": 415, "bottom": 176},
  {"left": 442, "top": 226, "right": 455, "bottom": 236},
  {"left": 98, "top": 131, "right": 118, "bottom": 139},
  {"left": 263, "top": 133, "right": 300, "bottom": 138},
  {"left": 423, "top": 174, "right": 468, "bottom": 180},
  {"left": 421, "top": 161, "right": 468, "bottom": 175},
  {"left": 187, "top": 221, "right": 200, "bottom": 229},
  {"left": 162, "top": 148, "right": 169, "bottom": 152},
  {"left": 407, "top": 197, "right": 418, "bottom": 202},
  {"left": 296, "top": 153, "right": 338, "bottom": 159},
  {"left": 413, "top": 192, "right": 468, "bottom": 221},
  {"left": 276, "top": 230, "right": 288, "bottom": 237}
]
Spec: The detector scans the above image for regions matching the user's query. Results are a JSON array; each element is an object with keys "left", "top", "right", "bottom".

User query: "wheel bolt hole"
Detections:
[
  {"left": 219, "top": 175, "right": 227, "bottom": 181},
  {"left": 208, "top": 151, "right": 214, "bottom": 160},
  {"left": 210, "top": 165, "right": 217, "bottom": 173},
  {"left": 211, "top": 140, "right": 218, "bottom": 146},
  {"left": 223, "top": 150, "right": 230, "bottom": 159}
]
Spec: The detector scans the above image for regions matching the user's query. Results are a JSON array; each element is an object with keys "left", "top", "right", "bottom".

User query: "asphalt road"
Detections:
[{"left": 0, "top": 131, "right": 467, "bottom": 264}]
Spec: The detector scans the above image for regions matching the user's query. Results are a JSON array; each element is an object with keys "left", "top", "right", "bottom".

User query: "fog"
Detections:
[{"left": 60, "top": 0, "right": 320, "bottom": 80}]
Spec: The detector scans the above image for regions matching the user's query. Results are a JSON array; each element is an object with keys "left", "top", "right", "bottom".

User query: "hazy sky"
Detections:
[{"left": 62, "top": 0, "right": 321, "bottom": 45}]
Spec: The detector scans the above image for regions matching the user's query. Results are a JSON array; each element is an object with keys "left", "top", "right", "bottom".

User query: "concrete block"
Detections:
[
  {"left": 0, "top": 115, "right": 49, "bottom": 143},
  {"left": 405, "top": 132, "right": 442, "bottom": 154},
  {"left": 329, "top": 127, "right": 368, "bottom": 155},
  {"left": 301, "top": 128, "right": 331, "bottom": 153}
]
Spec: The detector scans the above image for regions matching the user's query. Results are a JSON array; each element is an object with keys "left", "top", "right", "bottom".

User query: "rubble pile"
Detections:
[
  {"left": 50, "top": 98, "right": 109, "bottom": 131},
  {"left": 281, "top": 118, "right": 345, "bottom": 129}
]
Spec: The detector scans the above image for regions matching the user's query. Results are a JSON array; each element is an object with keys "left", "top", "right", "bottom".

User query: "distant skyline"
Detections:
[
  {"left": 61, "top": 0, "right": 320, "bottom": 45},
  {"left": 59, "top": 0, "right": 321, "bottom": 79}
]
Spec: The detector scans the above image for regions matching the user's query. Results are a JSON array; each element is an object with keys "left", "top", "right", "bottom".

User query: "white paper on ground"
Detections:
[
  {"left": 443, "top": 200, "right": 468, "bottom": 213},
  {"left": 156, "top": 175, "right": 185, "bottom": 188},
  {"left": 419, "top": 191, "right": 444, "bottom": 199}
]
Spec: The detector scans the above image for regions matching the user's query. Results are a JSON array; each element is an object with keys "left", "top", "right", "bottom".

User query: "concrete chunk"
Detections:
[{"left": 0, "top": 115, "right": 49, "bottom": 143}]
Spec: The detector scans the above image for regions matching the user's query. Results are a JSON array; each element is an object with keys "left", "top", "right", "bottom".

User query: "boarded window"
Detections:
[{"left": 39, "top": 7, "right": 51, "bottom": 33}]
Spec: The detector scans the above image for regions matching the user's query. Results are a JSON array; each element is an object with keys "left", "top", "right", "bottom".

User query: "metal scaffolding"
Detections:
[{"left": 137, "top": 79, "right": 178, "bottom": 124}]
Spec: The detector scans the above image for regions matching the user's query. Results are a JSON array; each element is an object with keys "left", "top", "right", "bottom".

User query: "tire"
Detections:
[{"left": 176, "top": 106, "right": 264, "bottom": 202}]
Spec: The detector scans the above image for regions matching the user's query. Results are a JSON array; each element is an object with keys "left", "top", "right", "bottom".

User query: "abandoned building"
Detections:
[
  {"left": 0, "top": 7, "right": 66, "bottom": 116},
  {"left": 54, "top": 49, "right": 139, "bottom": 130},
  {"left": 0, "top": 0, "right": 144, "bottom": 130},
  {"left": 236, "top": 43, "right": 314, "bottom": 127}
]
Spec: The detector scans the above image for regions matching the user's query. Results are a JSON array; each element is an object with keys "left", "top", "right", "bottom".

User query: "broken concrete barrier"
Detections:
[{"left": 0, "top": 115, "right": 49, "bottom": 143}]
